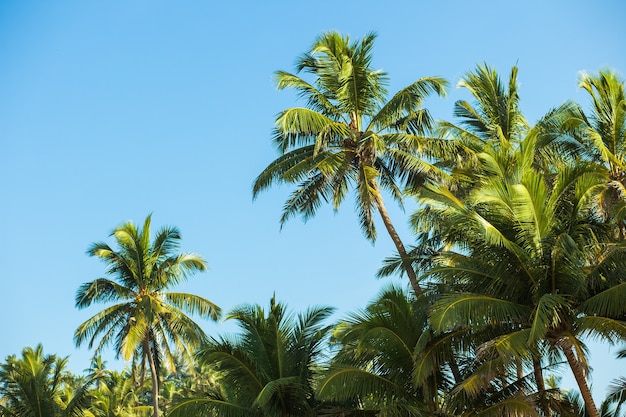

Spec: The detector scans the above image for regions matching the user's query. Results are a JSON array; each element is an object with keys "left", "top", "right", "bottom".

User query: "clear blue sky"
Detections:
[{"left": 1, "top": 0, "right": 624, "bottom": 402}]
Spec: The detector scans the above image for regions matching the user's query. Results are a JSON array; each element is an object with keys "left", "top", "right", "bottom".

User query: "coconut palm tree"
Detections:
[
  {"left": 74, "top": 214, "right": 221, "bottom": 417},
  {"left": 170, "top": 296, "right": 334, "bottom": 417},
  {"left": 379, "top": 64, "right": 574, "bottom": 285},
  {"left": 560, "top": 70, "right": 626, "bottom": 237},
  {"left": 318, "top": 284, "right": 439, "bottom": 415},
  {"left": 0, "top": 345, "right": 93, "bottom": 417},
  {"left": 431, "top": 63, "right": 528, "bottom": 193},
  {"left": 253, "top": 31, "right": 448, "bottom": 295}
]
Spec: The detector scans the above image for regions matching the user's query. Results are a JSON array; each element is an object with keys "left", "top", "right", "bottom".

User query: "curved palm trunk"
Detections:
[
  {"left": 372, "top": 191, "right": 422, "bottom": 295},
  {"left": 560, "top": 338, "right": 599, "bottom": 417},
  {"left": 146, "top": 341, "right": 160, "bottom": 417}
]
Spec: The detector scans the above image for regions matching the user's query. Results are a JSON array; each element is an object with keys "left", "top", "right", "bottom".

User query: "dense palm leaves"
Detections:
[
  {"left": 253, "top": 31, "right": 447, "bottom": 294},
  {"left": 438, "top": 64, "right": 528, "bottom": 176},
  {"left": 418, "top": 161, "right": 612, "bottom": 415},
  {"left": 410, "top": 67, "right": 626, "bottom": 417},
  {"left": 170, "top": 297, "right": 334, "bottom": 417},
  {"left": 564, "top": 70, "right": 626, "bottom": 236},
  {"left": 74, "top": 215, "right": 221, "bottom": 417},
  {"left": 89, "top": 370, "right": 151, "bottom": 417},
  {"left": 319, "top": 285, "right": 437, "bottom": 416},
  {"left": 0, "top": 345, "right": 93, "bottom": 417},
  {"left": 2, "top": 32, "right": 625, "bottom": 417}
]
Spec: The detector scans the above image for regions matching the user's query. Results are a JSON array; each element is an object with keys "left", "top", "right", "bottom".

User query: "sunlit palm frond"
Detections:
[
  {"left": 369, "top": 77, "right": 447, "bottom": 132},
  {"left": 356, "top": 165, "right": 379, "bottom": 240},
  {"left": 273, "top": 107, "right": 349, "bottom": 152},
  {"left": 274, "top": 71, "right": 340, "bottom": 118},
  {"left": 430, "top": 293, "right": 530, "bottom": 333},
  {"left": 163, "top": 292, "right": 221, "bottom": 321}
]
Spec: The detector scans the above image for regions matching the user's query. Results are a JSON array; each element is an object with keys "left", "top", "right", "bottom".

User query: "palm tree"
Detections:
[
  {"left": 89, "top": 369, "right": 151, "bottom": 417},
  {"left": 84, "top": 356, "right": 111, "bottom": 391},
  {"left": 318, "top": 284, "right": 439, "bottom": 415},
  {"left": 563, "top": 69, "right": 626, "bottom": 236},
  {"left": 432, "top": 64, "right": 528, "bottom": 192},
  {"left": 74, "top": 214, "right": 221, "bottom": 417},
  {"left": 253, "top": 31, "right": 447, "bottom": 295},
  {"left": 379, "top": 64, "right": 572, "bottom": 285},
  {"left": 170, "top": 296, "right": 334, "bottom": 417},
  {"left": 0, "top": 345, "right": 93, "bottom": 417}
]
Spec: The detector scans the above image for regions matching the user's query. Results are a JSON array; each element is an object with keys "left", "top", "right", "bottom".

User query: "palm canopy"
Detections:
[
  {"left": 253, "top": 31, "right": 447, "bottom": 294},
  {"left": 170, "top": 296, "right": 334, "bottom": 417},
  {"left": 319, "top": 285, "right": 437, "bottom": 415},
  {"left": 254, "top": 31, "right": 447, "bottom": 236},
  {"left": 416, "top": 131, "right": 626, "bottom": 417},
  {"left": 74, "top": 214, "right": 220, "bottom": 417},
  {"left": 559, "top": 69, "right": 626, "bottom": 231},
  {"left": 455, "top": 64, "right": 527, "bottom": 142},
  {"left": 577, "top": 69, "right": 626, "bottom": 175},
  {"left": 88, "top": 370, "right": 151, "bottom": 417},
  {"left": 0, "top": 345, "right": 92, "bottom": 417}
]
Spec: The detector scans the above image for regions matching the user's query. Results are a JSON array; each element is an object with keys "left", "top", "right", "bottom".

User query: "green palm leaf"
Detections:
[{"left": 430, "top": 293, "right": 530, "bottom": 333}]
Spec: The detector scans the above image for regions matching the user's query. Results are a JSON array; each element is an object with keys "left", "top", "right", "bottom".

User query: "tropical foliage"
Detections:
[
  {"left": 73, "top": 214, "right": 221, "bottom": 417},
  {"left": 253, "top": 31, "right": 447, "bottom": 294},
  {"left": 2, "top": 32, "right": 625, "bottom": 417},
  {"left": 170, "top": 296, "right": 334, "bottom": 417},
  {"left": 0, "top": 345, "right": 93, "bottom": 417}
]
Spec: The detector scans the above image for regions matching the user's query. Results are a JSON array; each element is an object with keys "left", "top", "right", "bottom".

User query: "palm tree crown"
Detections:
[
  {"left": 253, "top": 31, "right": 447, "bottom": 294},
  {"left": 0, "top": 345, "right": 93, "bottom": 417},
  {"left": 74, "top": 214, "right": 221, "bottom": 417},
  {"left": 170, "top": 296, "right": 334, "bottom": 417}
]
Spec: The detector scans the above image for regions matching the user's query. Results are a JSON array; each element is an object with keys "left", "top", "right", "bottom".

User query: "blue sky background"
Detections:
[{"left": 1, "top": 0, "right": 625, "bottom": 402}]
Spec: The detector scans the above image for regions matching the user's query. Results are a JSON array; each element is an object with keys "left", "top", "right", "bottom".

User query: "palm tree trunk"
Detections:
[
  {"left": 448, "top": 358, "right": 462, "bottom": 384},
  {"left": 561, "top": 338, "right": 600, "bottom": 417},
  {"left": 373, "top": 191, "right": 422, "bottom": 295},
  {"left": 533, "top": 356, "right": 551, "bottom": 417},
  {"left": 146, "top": 341, "right": 160, "bottom": 417}
]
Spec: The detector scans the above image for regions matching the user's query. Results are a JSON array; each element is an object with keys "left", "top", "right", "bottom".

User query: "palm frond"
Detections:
[
  {"left": 74, "top": 278, "right": 133, "bottom": 309},
  {"left": 169, "top": 397, "right": 253, "bottom": 417},
  {"left": 317, "top": 366, "right": 402, "bottom": 402},
  {"left": 274, "top": 71, "right": 341, "bottom": 118},
  {"left": 369, "top": 77, "right": 447, "bottom": 132},
  {"left": 273, "top": 108, "right": 349, "bottom": 153},
  {"left": 163, "top": 292, "right": 221, "bottom": 321},
  {"left": 430, "top": 293, "right": 530, "bottom": 333},
  {"left": 579, "top": 282, "right": 626, "bottom": 318}
]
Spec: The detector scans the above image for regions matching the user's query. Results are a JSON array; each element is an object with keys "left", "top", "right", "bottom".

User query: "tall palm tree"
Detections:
[
  {"left": 380, "top": 64, "right": 571, "bottom": 285},
  {"left": 0, "top": 345, "right": 93, "bottom": 417},
  {"left": 74, "top": 214, "right": 221, "bottom": 417},
  {"left": 253, "top": 31, "right": 448, "bottom": 295},
  {"left": 170, "top": 296, "right": 334, "bottom": 417}
]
